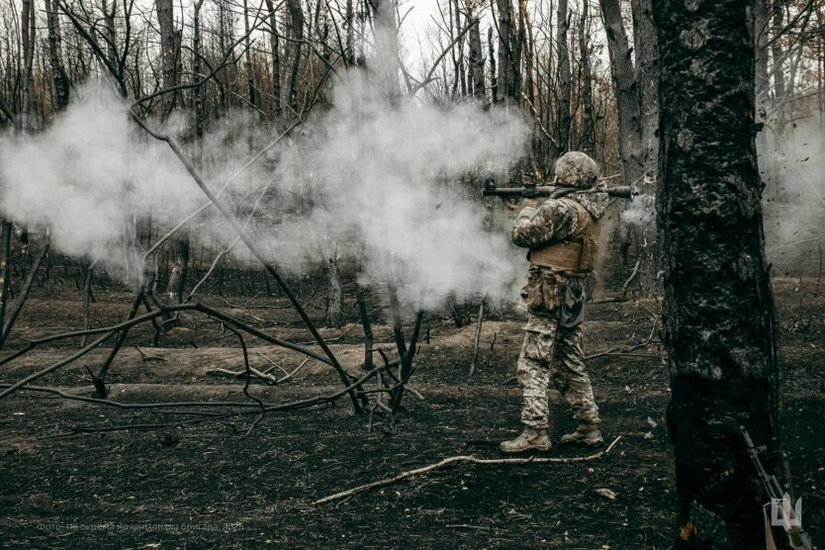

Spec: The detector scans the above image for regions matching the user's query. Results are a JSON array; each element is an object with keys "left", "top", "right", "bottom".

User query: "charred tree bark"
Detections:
[
  {"left": 45, "top": 0, "right": 70, "bottom": 111},
  {"left": 156, "top": 0, "right": 179, "bottom": 116},
  {"left": 655, "top": 0, "right": 788, "bottom": 545},
  {"left": 20, "top": 0, "right": 36, "bottom": 131},
  {"left": 263, "top": 0, "right": 282, "bottom": 116},
  {"left": 488, "top": 26, "right": 498, "bottom": 103},
  {"left": 495, "top": 0, "right": 520, "bottom": 102},
  {"left": 578, "top": 0, "right": 595, "bottom": 154},
  {"left": 156, "top": 0, "right": 188, "bottom": 303},
  {"left": 285, "top": 0, "right": 305, "bottom": 112},
  {"left": 599, "top": 0, "right": 644, "bottom": 186},
  {"left": 631, "top": 0, "right": 660, "bottom": 295},
  {"left": 323, "top": 256, "right": 343, "bottom": 328},
  {"left": 372, "top": 0, "right": 400, "bottom": 100},
  {"left": 242, "top": 0, "right": 258, "bottom": 109},
  {"left": 556, "top": 0, "right": 571, "bottom": 152},
  {"left": 193, "top": 0, "right": 205, "bottom": 139},
  {"left": 0, "top": 222, "right": 12, "bottom": 351},
  {"left": 468, "top": 17, "right": 485, "bottom": 101}
]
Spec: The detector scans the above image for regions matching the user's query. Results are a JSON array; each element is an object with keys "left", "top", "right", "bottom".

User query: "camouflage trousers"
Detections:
[{"left": 517, "top": 314, "right": 601, "bottom": 430}]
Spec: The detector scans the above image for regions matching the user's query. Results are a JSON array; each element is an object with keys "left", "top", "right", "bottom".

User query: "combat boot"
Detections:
[
  {"left": 499, "top": 428, "right": 552, "bottom": 454},
  {"left": 560, "top": 424, "right": 603, "bottom": 447}
]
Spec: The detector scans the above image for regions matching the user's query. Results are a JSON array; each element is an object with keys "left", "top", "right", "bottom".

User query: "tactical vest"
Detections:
[{"left": 528, "top": 198, "right": 601, "bottom": 277}]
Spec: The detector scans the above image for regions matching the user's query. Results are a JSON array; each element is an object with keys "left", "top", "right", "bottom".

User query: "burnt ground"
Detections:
[{"left": 0, "top": 272, "right": 823, "bottom": 549}]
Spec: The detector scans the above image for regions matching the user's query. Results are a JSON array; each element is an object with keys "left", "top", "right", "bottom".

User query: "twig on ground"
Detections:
[{"left": 313, "top": 436, "right": 622, "bottom": 505}]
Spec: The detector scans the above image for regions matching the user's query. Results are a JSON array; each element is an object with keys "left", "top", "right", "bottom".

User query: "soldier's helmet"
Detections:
[{"left": 554, "top": 152, "right": 600, "bottom": 189}]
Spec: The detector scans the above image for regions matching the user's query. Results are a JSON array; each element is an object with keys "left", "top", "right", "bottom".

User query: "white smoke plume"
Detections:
[
  {"left": 0, "top": 64, "right": 530, "bottom": 310},
  {"left": 266, "top": 69, "right": 530, "bottom": 310}
]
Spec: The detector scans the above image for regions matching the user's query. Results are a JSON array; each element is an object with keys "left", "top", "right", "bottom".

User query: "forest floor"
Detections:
[{"left": 0, "top": 273, "right": 823, "bottom": 549}]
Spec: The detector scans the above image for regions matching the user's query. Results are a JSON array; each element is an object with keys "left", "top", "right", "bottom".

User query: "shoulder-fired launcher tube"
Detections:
[{"left": 482, "top": 185, "right": 633, "bottom": 200}]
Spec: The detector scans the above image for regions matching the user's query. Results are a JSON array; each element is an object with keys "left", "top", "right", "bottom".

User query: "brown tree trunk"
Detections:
[
  {"left": 655, "top": 0, "right": 788, "bottom": 545},
  {"left": 556, "top": 0, "right": 571, "bottom": 152}
]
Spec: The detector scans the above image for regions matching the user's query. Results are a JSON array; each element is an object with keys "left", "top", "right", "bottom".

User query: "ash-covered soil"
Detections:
[{"left": 1, "top": 275, "right": 823, "bottom": 549}]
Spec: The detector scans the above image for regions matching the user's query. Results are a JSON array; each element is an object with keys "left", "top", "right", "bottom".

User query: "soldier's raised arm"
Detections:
[{"left": 510, "top": 199, "right": 580, "bottom": 249}]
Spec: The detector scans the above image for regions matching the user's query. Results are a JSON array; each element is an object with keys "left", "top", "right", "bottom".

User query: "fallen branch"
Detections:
[{"left": 314, "top": 436, "right": 622, "bottom": 505}]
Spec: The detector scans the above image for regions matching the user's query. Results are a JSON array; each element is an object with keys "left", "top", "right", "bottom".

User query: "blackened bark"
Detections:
[
  {"left": 193, "top": 0, "right": 205, "bottom": 139},
  {"left": 323, "top": 256, "right": 343, "bottom": 328},
  {"left": 372, "top": 0, "right": 400, "bottom": 100},
  {"left": 242, "top": 0, "right": 258, "bottom": 109},
  {"left": 495, "top": 0, "right": 520, "bottom": 102},
  {"left": 0, "top": 222, "right": 12, "bottom": 351},
  {"left": 20, "top": 0, "right": 35, "bottom": 131},
  {"left": 655, "top": 0, "right": 787, "bottom": 546},
  {"left": 556, "top": 0, "right": 571, "bottom": 152},
  {"left": 156, "top": 0, "right": 179, "bottom": 116},
  {"left": 488, "top": 26, "right": 498, "bottom": 103},
  {"left": 468, "top": 17, "right": 485, "bottom": 101},
  {"left": 578, "top": 0, "right": 595, "bottom": 153},
  {"left": 631, "top": 0, "right": 660, "bottom": 295},
  {"left": 45, "top": 0, "right": 70, "bottom": 111},
  {"left": 263, "top": 0, "right": 282, "bottom": 116},
  {"left": 599, "top": 0, "right": 644, "bottom": 185},
  {"left": 285, "top": 0, "right": 304, "bottom": 112}
]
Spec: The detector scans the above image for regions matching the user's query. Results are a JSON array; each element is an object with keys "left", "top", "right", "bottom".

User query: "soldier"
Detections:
[{"left": 500, "top": 151, "right": 607, "bottom": 454}]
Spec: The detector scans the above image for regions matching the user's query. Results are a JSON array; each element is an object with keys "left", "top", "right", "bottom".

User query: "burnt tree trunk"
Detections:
[
  {"left": 263, "top": 0, "right": 282, "bottom": 116},
  {"left": 156, "top": 0, "right": 179, "bottom": 116},
  {"left": 631, "top": 0, "right": 660, "bottom": 295},
  {"left": 599, "top": 0, "right": 643, "bottom": 185},
  {"left": 157, "top": 0, "right": 188, "bottom": 303},
  {"left": 20, "top": 0, "right": 35, "bottom": 131},
  {"left": 468, "top": 17, "right": 485, "bottom": 101},
  {"left": 578, "top": 0, "right": 595, "bottom": 154},
  {"left": 323, "top": 256, "right": 343, "bottom": 328},
  {"left": 556, "top": 0, "right": 571, "bottom": 152},
  {"left": 495, "top": 0, "right": 519, "bottom": 102},
  {"left": 488, "top": 26, "right": 498, "bottom": 103},
  {"left": 655, "top": 0, "right": 788, "bottom": 546},
  {"left": 285, "top": 0, "right": 304, "bottom": 112},
  {"left": 193, "top": 0, "right": 205, "bottom": 139},
  {"left": 372, "top": 0, "right": 400, "bottom": 100},
  {"left": 44, "top": 0, "right": 70, "bottom": 111}
]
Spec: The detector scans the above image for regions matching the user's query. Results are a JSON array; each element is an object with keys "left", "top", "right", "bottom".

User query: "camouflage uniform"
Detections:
[{"left": 510, "top": 152, "right": 608, "bottom": 434}]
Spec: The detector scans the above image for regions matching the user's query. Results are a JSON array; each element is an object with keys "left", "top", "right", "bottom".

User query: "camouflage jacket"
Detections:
[
  {"left": 510, "top": 190, "right": 609, "bottom": 250},
  {"left": 511, "top": 190, "right": 609, "bottom": 330}
]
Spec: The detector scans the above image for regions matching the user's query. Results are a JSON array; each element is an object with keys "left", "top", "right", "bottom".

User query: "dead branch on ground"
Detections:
[{"left": 314, "top": 436, "right": 622, "bottom": 505}]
